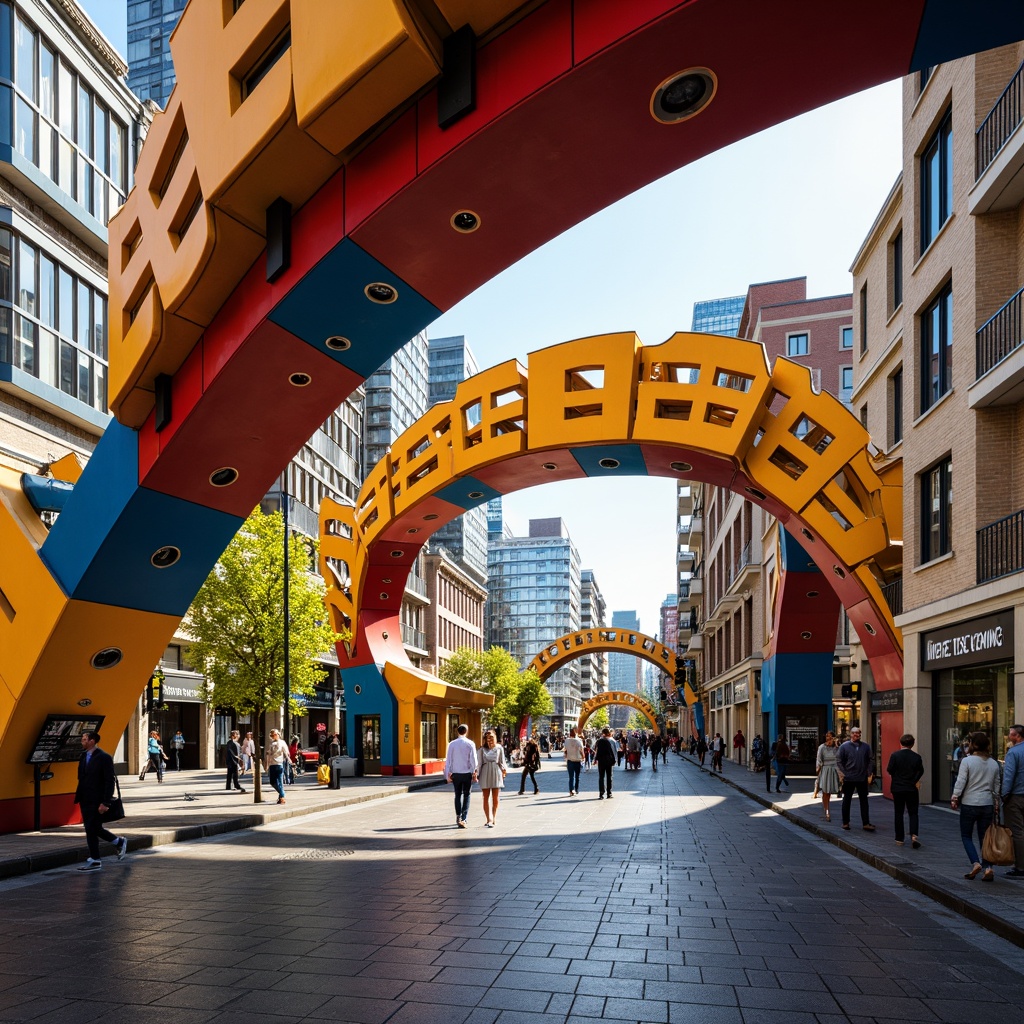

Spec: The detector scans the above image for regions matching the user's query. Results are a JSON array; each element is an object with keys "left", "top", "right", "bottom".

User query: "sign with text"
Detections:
[
  {"left": 26, "top": 714, "right": 105, "bottom": 764},
  {"left": 868, "top": 689, "right": 904, "bottom": 713},
  {"left": 921, "top": 610, "right": 1014, "bottom": 671}
]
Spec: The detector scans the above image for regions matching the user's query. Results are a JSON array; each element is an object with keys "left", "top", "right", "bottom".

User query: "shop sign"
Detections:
[
  {"left": 161, "top": 673, "right": 205, "bottom": 703},
  {"left": 921, "top": 610, "right": 1014, "bottom": 671},
  {"left": 868, "top": 690, "right": 903, "bottom": 713},
  {"left": 734, "top": 680, "right": 749, "bottom": 703}
]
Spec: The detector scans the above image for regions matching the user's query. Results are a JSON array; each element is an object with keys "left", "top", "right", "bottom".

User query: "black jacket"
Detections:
[
  {"left": 886, "top": 748, "right": 924, "bottom": 793},
  {"left": 226, "top": 738, "right": 242, "bottom": 767},
  {"left": 74, "top": 747, "right": 115, "bottom": 808},
  {"left": 595, "top": 737, "right": 618, "bottom": 766}
]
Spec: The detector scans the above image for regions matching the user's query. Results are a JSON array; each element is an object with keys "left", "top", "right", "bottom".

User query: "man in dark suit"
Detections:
[
  {"left": 74, "top": 730, "right": 128, "bottom": 870},
  {"left": 225, "top": 730, "right": 246, "bottom": 793},
  {"left": 595, "top": 727, "right": 618, "bottom": 799}
]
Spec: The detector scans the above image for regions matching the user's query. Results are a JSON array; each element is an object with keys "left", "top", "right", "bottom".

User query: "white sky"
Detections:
[{"left": 82, "top": 2, "right": 903, "bottom": 636}]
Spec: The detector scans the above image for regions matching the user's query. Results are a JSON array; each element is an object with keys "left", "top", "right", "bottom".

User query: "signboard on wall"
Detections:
[
  {"left": 26, "top": 714, "right": 105, "bottom": 764},
  {"left": 921, "top": 610, "right": 1014, "bottom": 671},
  {"left": 869, "top": 689, "right": 904, "bottom": 713}
]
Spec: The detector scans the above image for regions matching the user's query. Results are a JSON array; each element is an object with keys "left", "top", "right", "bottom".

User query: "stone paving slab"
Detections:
[{"left": 0, "top": 767, "right": 445, "bottom": 878}]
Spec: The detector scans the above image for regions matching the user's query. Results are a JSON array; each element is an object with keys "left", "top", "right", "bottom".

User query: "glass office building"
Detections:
[{"left": 126, "top": 0, "right": 186, "bottom": 109}]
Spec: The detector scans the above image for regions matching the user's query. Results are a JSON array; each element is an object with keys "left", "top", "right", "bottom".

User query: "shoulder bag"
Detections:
[
  {"left": 101, "top": 776, "right": 126, "bottom": 823},
  {"left": 982, "top": 811, "right": 1015, "bottom": 866}
]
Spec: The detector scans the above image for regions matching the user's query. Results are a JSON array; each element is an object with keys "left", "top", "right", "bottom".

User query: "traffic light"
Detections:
[
  {"left": 850, "top": 681, "right": 861, "bottom": 699},
  {"left": 147, "top": 669, "right": 164, "bottom": 712}
]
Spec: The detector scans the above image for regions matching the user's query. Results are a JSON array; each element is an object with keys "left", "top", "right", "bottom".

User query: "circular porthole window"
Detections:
[
  {"left": 91, "top": 647, "right": 123, "bottom": 670},
  {"left": 651, "top": 68, "right": 717, "bottom": 124},
  {"left": 151, "top": 545, "right": 181, "bottom": 569}
]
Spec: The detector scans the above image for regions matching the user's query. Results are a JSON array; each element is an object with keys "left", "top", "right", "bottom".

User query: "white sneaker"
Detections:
[
  {"left": 78, "top": 859, "right": 102, "bottom": 871},
  {"left": 115, "top": 837, "right": 129, "bottom": 860}
]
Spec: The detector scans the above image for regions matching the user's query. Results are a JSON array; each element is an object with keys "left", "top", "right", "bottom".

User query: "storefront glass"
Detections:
[{"left": 934, "top": 661, "right": 1014, "bottom": 802}]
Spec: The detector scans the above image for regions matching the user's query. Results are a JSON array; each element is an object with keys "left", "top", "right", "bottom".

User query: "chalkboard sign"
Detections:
[{"left": 26, "top": 714, "right": 105, "bottom": 764}]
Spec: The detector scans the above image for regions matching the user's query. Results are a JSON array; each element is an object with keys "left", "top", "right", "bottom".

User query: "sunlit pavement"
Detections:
[{"left": 3, "top": 757, "right": 1024, "bottom": 1023}]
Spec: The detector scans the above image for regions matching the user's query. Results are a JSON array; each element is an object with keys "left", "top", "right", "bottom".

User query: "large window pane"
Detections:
[
  {"left": 15, "top": 313, "right": 35, "bottom": 375},
  {"left": 92, "top": 173, "right": 106, "bottom": 222},
  {"left": 15, "top": 15, "right": 35, "bottom": 101},
  {"left": 77, "top": 158, "right": 92, "bottom": 213},
  {"left": 58, "top": 136, "right": 73, "bottom": 195},
  {"left": 0, "top": 308, "right": 9, "bottom": 363},
  {"left": 921, "top": 110, "right": 953, "bottom": 251},
  {"left": 38, "top": 254, "right": 53, "bottom": 326},
  {"left": 93, "top": 100, "right": 107, "bottom": 174},
  {"left": 57, "top": 266, "right": 73, "bottom": 338},
  {"left": 92, "top": 293, "right": 106, "bottom": 359},
  {"left": 58, "top": 61, "right": 73, "bottom": 136},
  {"left": 39, "top": 44, "right": 54, "bottom": 120},
  {"left": 18, "top": 238, "right": 36, "bottom": 315},
  {"left": 94, "top": 359, "right": 105, "bottom": 412},
  {"left": 37, "top": 327, "right": 55, "bottom": 387},
  {"left": 109, "top": 119, "right": 125, "bottom": 192},
  {"left": 15, "top": 95, "right": 35, "bottom": 161},
  {"left": 0, "top": 229, "right": 11, "bottom": 302},
  {"left": 77, "top": 81, "right": 91, "bottom": 155},
  {"left": 59, "top": 339, "right": 74, "bottom": 396},
  {"left": 920, "top": 282, "right": 953, "bottom": 412},
  {"left": 38, "top": 121, "right": 53, "bottom": 177},
  {"left": 78, "top": 350, "right": 91, "bottom": 406},
  {"left": 76, "top": 278, "right": 90, "bottom": 346}
]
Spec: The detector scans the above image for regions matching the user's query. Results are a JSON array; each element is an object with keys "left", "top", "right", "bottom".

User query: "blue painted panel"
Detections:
[
  {"left": 64, "top": 488, "right": 243, "bottom": 616},
  {"left": 268, "top": 239, "right": 441, "bottom": 378},
  {"left": 570, "top": 444, "right": 648, "bottom": 477},
  {"left": 434, "top": 476, "right": 502, "bottom": 511},
  {"left": 912, "top": 0, "right": 1024, "bottom": 72},
  {"left": 761, "top": 652, "right": 834, "bottom": 740},
  {"left": 341, "top": 663, "right": 398, "bottom": 770},
  {"left": 20, "top": 474, "right": 73, "bottom": 514},
  {"left": 41, "top": 421, "right": 140, "bottom": 596},
  {"left": 779, "top": 526, "right": 821, "bottom": 575}
]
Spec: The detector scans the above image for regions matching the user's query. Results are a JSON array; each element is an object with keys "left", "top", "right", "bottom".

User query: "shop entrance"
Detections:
[
  {"left": 357, "top": 715, "right": 382, "bottom": 775},
  {"left": 933, "top": 661, "right": 1014, "bottom": 803},
  {"left": 778, "top": 705, "right": 827, "bottom": 775},
  {"left": 149, "top": 703, "right": 202, "bottom": 770}
]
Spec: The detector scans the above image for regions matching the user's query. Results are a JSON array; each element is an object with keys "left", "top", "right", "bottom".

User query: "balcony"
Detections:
[
  {"left": 881, "top": 576, "right": 903, "bottom": 618},
  {"left": 689, "top": 514, "right": 703, "bottom": 537},
  {"left": 685, "top": 634, "right": 704, "bottom": 652},
  {"left": 678, "top": 486, "right": 693, "bottom": 517},
  {"left": 401, "top": 623, "right": 428, "bottom": 652},
  {"left": 972, "top": 62, "right": 1024, "bottom": 214},
  {"left": 977, "top": 509, "right": 1024, "bottom": 584},
  {"left": 970, "top": 285, "right": 1024, "bottom": 407}
]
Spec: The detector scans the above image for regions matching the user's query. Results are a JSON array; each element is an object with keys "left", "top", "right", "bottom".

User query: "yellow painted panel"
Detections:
[
  {"left": 634, "top": 333, "right": 772, "bottom": 459},
  {"left": 0, "top": 601, "right": 181, "bottom": 802},
  {"left": 745, "top": 358, "right": 869, "bottom": 513},
  {"left": 528, "top": 334, "right": 640, "bottom": 449},
  {"left": 170, "top": 0, "right": 337, "bottom": 230},
  {"left": 433, "top": 0, "right": 534, "bottom": 37},
  {"left": 292, "top": 0, "right": 441, "bottom": 156},
  {"left": 390, "top": 404, "right": 456, "bottom": 519},
  {"left": 353, "top": 459, "right": 397, "bottom": 551},
  {"left": 319, "top": 498, "right": 365, "bottom": 637},
  {"left": 48, "top": 453, "right": 83, "bottom": 484},
  {"left": 451, "top": 359, "right": 528, "bottom": 477}
]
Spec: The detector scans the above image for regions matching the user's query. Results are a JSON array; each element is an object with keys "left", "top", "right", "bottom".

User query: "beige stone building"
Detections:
[{"left": 851, "top": 47, "right": 1024, "bottom": 802}]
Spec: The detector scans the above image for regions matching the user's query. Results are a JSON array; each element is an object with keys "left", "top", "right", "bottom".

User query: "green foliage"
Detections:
[
  {"left": 587, "top": 706, "right": 609, "bottom": 730},
  {"left": 186, "top": 507, "right": 345, "bottom": 720},
  {"left": 628, "top": 710, "right": 651, "bottom": 731},
  {"left": 440, "top": 645, "right": 553, "bottom": 730}
]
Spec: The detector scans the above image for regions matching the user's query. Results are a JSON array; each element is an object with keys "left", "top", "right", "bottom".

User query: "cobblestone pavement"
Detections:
[{"left": 2, "top": 757, "right": 1023, "bottom": 1024}]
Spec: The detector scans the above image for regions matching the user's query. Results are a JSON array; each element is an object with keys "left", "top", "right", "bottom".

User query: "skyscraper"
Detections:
[
  {"left": 126, "top": 0, "right": 186, "bottom": 108},
  {"left": 363, "top": 330, "right": 429, "bottom": 470},
  {"left": 690, "top": 295, "right": 745, "bottom": 337},
  {"left": 579, "top": 570, "right": 608, "bottom": 701},
  {"left": 607, "top": 610, "right": 641, "bottom": 729},
  {"left": 488, "top": 517, "right": 581, "bottom": 731}
]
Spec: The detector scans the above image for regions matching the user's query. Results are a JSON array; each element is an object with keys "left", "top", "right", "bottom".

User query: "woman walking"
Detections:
[
  {"left": 146, "top": 730, "right": 167, "bottom": 783},
  {"left": 951, "top": 731, "right": 1002, "bottom": 882},
  {"left": 815, "top": 732, "right": 840, "bottom": 821},
  {"left": 477, "top": 729, "right": 507, "bottom": 827},
  {"left": 241, "top": 731, "right": 255, "bottom": 775},
  {"left": 519, "top": 737, "right": 541, "bottom": 795},
  {"left": 264, "top": 728, "right": 293, "bottom": 805}
]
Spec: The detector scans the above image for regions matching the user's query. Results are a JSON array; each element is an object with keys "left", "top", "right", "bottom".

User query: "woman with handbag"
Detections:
[
  {"left": 146, "top": 730, "right": 167, "bottom": 783},
  {"left": 518, "top": 737, "right": 541, "bottom": 795},
  {"left": 477, "top": 729, "right": 507, "bottom": 827},
  {"left": 951, "top": 731, "right": 1002, "bottom": 881}
]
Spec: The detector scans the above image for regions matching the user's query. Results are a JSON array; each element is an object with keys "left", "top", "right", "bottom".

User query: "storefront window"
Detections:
[
  {"left": 421, "top": 712, "right": 438, "bottom": 759},
  {"left": 934, "top": 662, "right": 1014, "bottom": 802}
]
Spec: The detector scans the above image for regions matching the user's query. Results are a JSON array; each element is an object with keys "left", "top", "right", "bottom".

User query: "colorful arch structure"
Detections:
[
  {"left": 579, "top": 692, "right": 660, "bottom": 733},
  {"left": 2, "top": 0, "right": 1020, "bottom": 826}
]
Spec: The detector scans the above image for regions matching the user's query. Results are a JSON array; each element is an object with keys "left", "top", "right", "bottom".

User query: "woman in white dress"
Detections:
[
  {"left": 477, "top": 729, "right": 508, "bottom": 828},
  {"left": 816, "top": 731, "right": 841, "bottom": 822}
]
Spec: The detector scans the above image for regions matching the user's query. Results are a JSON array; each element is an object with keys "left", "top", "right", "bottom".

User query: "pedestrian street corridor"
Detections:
[{"left": 2, "top": 761, "right": 1022, "bottom": 1024}]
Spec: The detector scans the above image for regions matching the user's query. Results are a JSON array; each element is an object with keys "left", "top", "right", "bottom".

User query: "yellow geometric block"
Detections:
[
  {"left": 528, "top": 334, "right": 640, "bottom": 449},
  {"left": 450, "top": 359, "right": 528, "bottom": 477},
  {"left": 432, "top": 0, "right": 534, "bottom": 37},
  {"left": 635, "top": 332, "right": 772, "bottom": 459},
  {"left": 391, "top": 403, "right": 456, "bottom": 519},
  {"left": 292, "top": 0, "right": 441, "bottom": 156}
]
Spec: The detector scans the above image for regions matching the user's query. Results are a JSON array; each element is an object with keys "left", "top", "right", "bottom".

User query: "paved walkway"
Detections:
[
  {"left": 0, "top": 767, "right": 446, "bottom": 878},
  {"left": 674, "top": 750, "right": 1024, "bottom": 948}
]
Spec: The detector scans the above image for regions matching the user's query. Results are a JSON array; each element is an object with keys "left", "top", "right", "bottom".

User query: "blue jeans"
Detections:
[
  {"left": 451, "top": 772, "right": 473, "bottom": 822},
  {"left": 566, "top": 760, "right": 582, "bottom": 793},
  {"left": 960, "top": 803, "right": 994, "bottom": 867},
  {"left": 774, "top": 760, "right": 787, "bottom": 790},
  {"left": 268, "top": 764, "right": 286, "bottom": 800}
]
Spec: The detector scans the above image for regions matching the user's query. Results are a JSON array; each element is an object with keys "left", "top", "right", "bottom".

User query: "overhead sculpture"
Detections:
[{"left": 1, "top": 0, "right": 1019, "bottom": 827}]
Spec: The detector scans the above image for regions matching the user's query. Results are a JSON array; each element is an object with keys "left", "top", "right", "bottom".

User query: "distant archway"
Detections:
[{"left": 579, "top": 691, "right": 660, "bottom": 732}]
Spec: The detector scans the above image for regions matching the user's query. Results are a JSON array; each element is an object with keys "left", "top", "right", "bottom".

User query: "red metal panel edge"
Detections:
[{"left": 345, "top": 108, "right": 418, "bottom": 236}]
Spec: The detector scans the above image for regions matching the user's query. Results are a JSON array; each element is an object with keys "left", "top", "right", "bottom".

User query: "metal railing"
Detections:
[
  {"left": 977, "top": 285, "right": 1024, "bottom": 379},
  {"left": 977, "top": 61, "right": 1024, "bottom": 178},
  {"left": 977, "top": 509, "right": 1024, "bottom": 584},
  {"left": 881, "top": 577, "right": 903, "bottom": 618},
  {"left": 405, "top": 573, "right": 427, "bottom": 597},
  {"left": 401, "top": 623, "right": 428, "bottom": 650}
]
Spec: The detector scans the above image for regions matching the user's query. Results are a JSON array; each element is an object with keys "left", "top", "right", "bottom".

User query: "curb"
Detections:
[
  {"left": 681, "top": 755, "right": 1024, "bottom": 951},
  {"left": 0, "top": 776, "right": 446, "bottom": 881}
]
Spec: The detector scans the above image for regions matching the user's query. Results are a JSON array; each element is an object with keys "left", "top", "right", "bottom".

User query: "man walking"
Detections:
[
  {"left": 711, "top": 732, "right": 725, "bottom": 772},
  {"left": 650, "top": 732, "right": 663, "bottom": 772},
  {"left": 772, "top": 735, "right": 790, "bottom": 792},
  {"left": 886, "top": 733, "right": 924, "bottom": 847},
  {"left": 171, "top": 729, "right": 185, "bottom": 771},
  {"left": 564, "top": 727, "right": 585, "bottom": 795},
  {"left": 733, "top": 728, "right": 746, "bottom": 766},
  {"left": 595, "top": 727, "right": 617, "bottom": 798},
  {"left": 74, "top": 731, "right": 128, "bottom": 870},
  {"left": 1001, "top": 723, "right": 1024, "bottom": 877},
  {"left": 837, "top": 726, "right": 875, "bottom": 831},
  {"left": 225, "top": 729, "right": 246, "bottom": 793},
  {"left": 444, "top": 723, "right": 478, "bottom": 828}
]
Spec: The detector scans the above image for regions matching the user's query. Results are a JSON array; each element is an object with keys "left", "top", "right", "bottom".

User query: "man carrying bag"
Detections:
[{"left": 74, "top": 730, "right": 128, "bottom": 870}]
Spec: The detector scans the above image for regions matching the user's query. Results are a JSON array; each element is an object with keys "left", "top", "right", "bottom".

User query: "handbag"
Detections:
[
  {"left": 101, "top": 776, "right": 126, "bottom": 823},
  {"left": 982, "top": 815, "right": 1015, "bottom": 866}
]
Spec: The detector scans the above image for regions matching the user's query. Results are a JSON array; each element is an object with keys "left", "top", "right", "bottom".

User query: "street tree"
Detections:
[
  {"left": 585, "top": 706, "right": 610, "bottom": 731},
  {"left": 186, "top": 507, "right": 344, "bottom": 803}
]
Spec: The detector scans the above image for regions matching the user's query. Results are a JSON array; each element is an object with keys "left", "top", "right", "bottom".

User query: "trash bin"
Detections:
[{"left": 333, "top": 755, "right": 356, "bottom": 780}]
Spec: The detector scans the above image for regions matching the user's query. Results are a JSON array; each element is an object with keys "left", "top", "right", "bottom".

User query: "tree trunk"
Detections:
[{"left": 252, "top": 707, "right": 263, "bottom": 804}]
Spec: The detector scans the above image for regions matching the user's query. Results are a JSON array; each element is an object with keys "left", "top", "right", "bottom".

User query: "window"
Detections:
[
  {"left": 860, "top": 284, "right": 868, "bottom": 354},
  {"left": 787, "top": 333, "right": 808, "bottom": 356},
  {"left": 840, "top": 326, "right": 853, "bottom": 349},
  {"left": 890, "top": 367, "right": 903, "bottom": 446},
  {"left": 420, "top": 713, "right": 438, "bottom": 760},
  {"left": 859, "top": 403, "right": 867, "bottom": 428},
  {"left": 891, "top": 230, "right": 903, "bottom": 311},
  {"left": 921, "top": 109, "right": 953, "bottom": 251},
  {"left": 921, "top": 457, "right": 952, "bottom": 562},
  {"left": 841, "top": 366, "right": 853, "bottom": 391},
  {"left": 920, "top": 282, "right": 953, "bottom": 412}
]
